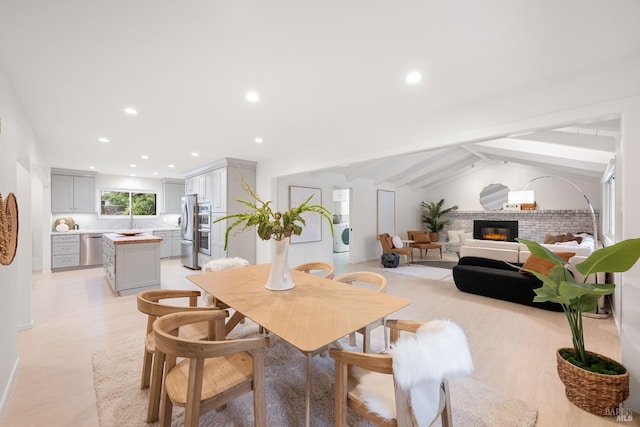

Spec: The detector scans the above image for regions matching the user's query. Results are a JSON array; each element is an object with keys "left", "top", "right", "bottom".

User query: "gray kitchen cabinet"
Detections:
[
  {"left": 51, "top": 173, "right": 96, "bottom": 213},
  {"left": 184, "top": 172, "right": 212, "bottom": 203},
  {"left": 51, "top": 234, "right": 80, "bottom": 269},
  {"left": 153, "top": 231, "right": 173, "bottom": 258},
  {"left": 172, "top": 230, "right": 181, "bottom": 256},
  {"left": 193, "top": 172, "right": 212, "bottom": 203},
  {"left": 185, "top": 158, "right": 257, "bottom": 264},
  {"left": 153, "top": 230, "right": 182, "bottom": 258},
  {"left": 184, "top": 176, "right": 197, "bottom": 196},
  {"left": 103, "top": 233, "right": 161, "bottom": 296},
  {"left": 211, "top": 168, "right": 227, "bottom": 212},
  {"left": 163, "top": 179, "right": 184, "bottom": 214}
]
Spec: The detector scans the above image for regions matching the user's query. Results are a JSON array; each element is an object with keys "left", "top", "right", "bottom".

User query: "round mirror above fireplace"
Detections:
[{"left": 479, "top": 183, "right": 509, "bottom": 210}]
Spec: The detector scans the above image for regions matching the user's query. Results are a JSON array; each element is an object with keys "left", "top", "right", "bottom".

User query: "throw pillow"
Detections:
[
  {"left": 447, "top": 230, "right": 460, "bottom": 243},
  {"left": 413, "top": 233, "right": 431, "bottom": 243},
  {"left": 392, "top": 235, "right": 404, "bottom": 248},
  {"left": 459, "top": 231, "right": 473, "bottom": 244},
  {"left": 563, "top": 233, "right": 583, "bottom": 244},
  {"left": 521, "top": 252, "right": 576, "bottom": 275},
  {"left": 544, "top": 234, "right": 566, "bottom": 244}
]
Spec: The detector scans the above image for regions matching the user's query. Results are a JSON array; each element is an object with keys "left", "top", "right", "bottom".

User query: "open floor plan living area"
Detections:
[
  {"left": 0, "top": 257, "right": 630, "bottom": 426},
  {"left": 2, "top": 1, "right": 640, "bottom": 426}
]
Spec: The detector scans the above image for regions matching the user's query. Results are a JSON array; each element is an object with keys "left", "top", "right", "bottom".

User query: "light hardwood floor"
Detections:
[{"left": 0, "top": 256, "right": 636, "bottom": 427}]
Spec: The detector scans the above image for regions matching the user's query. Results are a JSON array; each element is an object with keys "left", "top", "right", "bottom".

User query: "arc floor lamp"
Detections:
[
  {"left": 509, "top": 175, "right": 606, "bottom": 317},
  {"left": 519, "top": 175, "right": 599, "bottom": 249}
]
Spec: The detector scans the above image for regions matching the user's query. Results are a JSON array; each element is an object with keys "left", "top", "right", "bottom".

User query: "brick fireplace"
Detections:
[{"left": 443, "top": 210, "right": 598, "bottom": 243}]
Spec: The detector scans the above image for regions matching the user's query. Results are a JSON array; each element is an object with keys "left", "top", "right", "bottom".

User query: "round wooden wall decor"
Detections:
[{"left": 0, "top": 192, "right": 19, "bottom": 266}]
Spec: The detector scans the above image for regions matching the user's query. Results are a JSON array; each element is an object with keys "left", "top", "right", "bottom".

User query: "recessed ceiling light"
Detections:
[
  {"left": 254, "top": 137, "right": 263, "bottom": 144},
  {"left": 246, "top": 91, "right": 260, "bottom": 102},
  {"left": 168, "top": 164, "right": 175, "bottom": 168},
  {"left": 98, "top": 137, "right": 109, "bottom": 143},
  {"left": 89, "top": 166, "right": 95, "bottom": 170},
  {"left": 191, "top": 152, "right": 199, "bottom": 157},
  {"left": 131, "top": 173, "right": 136, "bottom": 177},
  {"left": 152, "top": 172, "right": 158, "bottom": 176},
  {"left": 123, "top": 107, "right": 138, "bottom": 115},
  {"left": 130, "top": 164, "right": 137, "bottom": 168},
  {"left": 405, "top": 71, "right": 422, "bottom": 84},
  {"left": 141, "top": 155, "right": 149, "bottom": 160}
]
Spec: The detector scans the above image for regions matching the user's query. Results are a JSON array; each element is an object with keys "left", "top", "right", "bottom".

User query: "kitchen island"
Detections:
[{"left": 103, "top": 232, "right": 163, "bottom": 296}]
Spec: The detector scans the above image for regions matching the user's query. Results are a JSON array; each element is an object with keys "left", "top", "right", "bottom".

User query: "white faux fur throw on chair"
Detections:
[
  {"left": 200, "top": 257, "right": 250, "bottom": 306},
  {"left": 354, "top": 319, "right": 474, "bottom": 425}
]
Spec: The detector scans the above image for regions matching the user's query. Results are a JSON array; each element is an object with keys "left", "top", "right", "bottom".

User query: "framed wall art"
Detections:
[{"left": 289, "top": 185, "right": 322, "bottom": 244}]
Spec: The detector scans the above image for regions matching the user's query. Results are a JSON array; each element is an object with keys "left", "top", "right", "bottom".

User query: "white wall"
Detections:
[
  {"left": 619, "top": 102, "right": 640, "bottom": 410},
  {"left": 274, "top": 172, "right": 389, "bottom": 266},
  {"left": 419, "top": 162, "right": 602, "bottom": 212},
  {"left": 0, "top": 64, "right": 45, "bottom": 412}
]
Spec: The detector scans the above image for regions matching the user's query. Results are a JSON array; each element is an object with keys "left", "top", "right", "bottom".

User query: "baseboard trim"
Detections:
[
  {"left": 0, "top": 355, "right": 20, "bottom": 416},
  {"left": 17, "top": 320, "right": 33, "bottom": 331}
]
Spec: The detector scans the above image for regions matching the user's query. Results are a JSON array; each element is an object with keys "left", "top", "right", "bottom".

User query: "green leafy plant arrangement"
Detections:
[
  {"left": 214, "top": 182, "right": 334, "bottom": 250},
  {"left": 421, "top": 199, "right": 458, "bottom": 233},
  {"left": 518, "top": 237, "right": 640, "bottom": 369}
]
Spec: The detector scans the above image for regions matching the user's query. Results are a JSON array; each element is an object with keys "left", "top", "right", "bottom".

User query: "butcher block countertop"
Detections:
[{"left": 103, "top": 232, "right": 163, "bottom": 245}]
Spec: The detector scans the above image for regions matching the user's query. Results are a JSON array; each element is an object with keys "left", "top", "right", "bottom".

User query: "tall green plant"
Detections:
[
  {"left": 518, "top": 238, "right": 640, "bottom": 365},
  {"left": 421, "top": 199, "right": 458, "bottom": 232}
]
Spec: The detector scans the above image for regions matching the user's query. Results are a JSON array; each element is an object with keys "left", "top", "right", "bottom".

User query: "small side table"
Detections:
[{"left": 408, "top": 241, "right": 443, "bottom": 259}]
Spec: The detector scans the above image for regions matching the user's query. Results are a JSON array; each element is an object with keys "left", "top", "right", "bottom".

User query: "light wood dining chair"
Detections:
[
  {"left": 292, "top": 261, "right": 335, "bottom": 279},
  {"left": 137, "top": 289, "right": 223, "bottom": 422},
  {"left": 330, "top": 319, "right": 474, "bottom": 427},
  {"left": 333, "top": 271, "right": 388, "bottom": 352},
  {"left": 153, "top": 310, "right": 270, "bottom": 427}
]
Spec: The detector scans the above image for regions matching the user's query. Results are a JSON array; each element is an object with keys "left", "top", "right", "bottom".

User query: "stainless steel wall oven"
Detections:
[{"left": 197, "top": 203, "right": 211, "bottom": 255}]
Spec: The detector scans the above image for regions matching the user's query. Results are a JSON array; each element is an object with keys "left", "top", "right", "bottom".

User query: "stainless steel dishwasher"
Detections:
[{"left": 80, "top": 233, "right": 104, "bottom": 266}]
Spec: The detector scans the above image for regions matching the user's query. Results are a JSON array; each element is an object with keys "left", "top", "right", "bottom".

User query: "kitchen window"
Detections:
[{"left": 100, "top": 190, "right": 157, "bottom": 217}]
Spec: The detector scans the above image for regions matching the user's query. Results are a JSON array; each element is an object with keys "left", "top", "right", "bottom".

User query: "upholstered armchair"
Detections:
[
  {"left": 379, "top": 233, "right": 412, "bottom": 265},
  {"left": 407, "top": 230, "right": 442, "bottom": 259}
]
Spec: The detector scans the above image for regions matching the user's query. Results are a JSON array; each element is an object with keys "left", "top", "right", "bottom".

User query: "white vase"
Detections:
[{"left": 265, "top": 238, "right": 295, "bottom": 291}]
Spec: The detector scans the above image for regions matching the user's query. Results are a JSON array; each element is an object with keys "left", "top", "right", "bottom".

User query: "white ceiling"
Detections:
[{"left": 0, "top": 1, "right": 636, "bottom": 188}]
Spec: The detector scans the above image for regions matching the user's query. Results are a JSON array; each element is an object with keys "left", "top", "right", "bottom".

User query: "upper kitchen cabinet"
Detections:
[
  {"left": 184, "top": 173, "right": 211, "bottom": 203},
  {"left": 211, "top": 168, "right": 227, "bottom": 212},
  {"left": 51, "top": 171, "right": 96, "bottom": 213},
  {"left": 162, "top": 179, "right": 185, "bottom": 214},
  {"left": 184, "top": 176, "right": 197, "bottom": 196}
]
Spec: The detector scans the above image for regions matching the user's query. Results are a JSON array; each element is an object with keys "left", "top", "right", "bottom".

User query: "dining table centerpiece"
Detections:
[{"left": 214, "top": 183, "right": 333, "bottom": 290}]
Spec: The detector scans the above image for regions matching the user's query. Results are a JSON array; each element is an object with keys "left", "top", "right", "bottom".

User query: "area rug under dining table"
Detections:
[{"left": 93, "top": 321, "right": 537, "bottom": 426}]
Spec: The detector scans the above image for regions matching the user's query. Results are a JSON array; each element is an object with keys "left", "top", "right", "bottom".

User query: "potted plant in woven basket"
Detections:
[{"left": 518, "top": 237, "right": 640, "bottom": 416}]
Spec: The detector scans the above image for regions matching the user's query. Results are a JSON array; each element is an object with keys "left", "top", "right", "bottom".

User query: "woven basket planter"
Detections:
[{"left": 556, "top": 348, "right": 629, "bottom": 416}]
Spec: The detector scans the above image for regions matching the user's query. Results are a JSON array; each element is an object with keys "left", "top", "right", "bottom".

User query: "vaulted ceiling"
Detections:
[
  {"left": 0, "top": 2, "right": 634, "bottom": 189},
  {"left": 312, "top": 118, "right": 618, "bottom": 190}
]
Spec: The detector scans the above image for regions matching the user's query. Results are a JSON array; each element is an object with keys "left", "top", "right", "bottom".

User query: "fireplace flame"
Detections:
[{"left": 482, "top": 233, "right": 508, "bottom": 241}]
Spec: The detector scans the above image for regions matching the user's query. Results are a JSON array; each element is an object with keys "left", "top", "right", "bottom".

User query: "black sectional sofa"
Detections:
[{"left": 452, "top": 256, "right": 563, "bottom": 312}]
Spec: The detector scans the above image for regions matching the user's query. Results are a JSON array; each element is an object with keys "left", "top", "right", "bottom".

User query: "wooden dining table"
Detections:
[{"left": 187, "top": 263, "right": 411, "bottom": 426}]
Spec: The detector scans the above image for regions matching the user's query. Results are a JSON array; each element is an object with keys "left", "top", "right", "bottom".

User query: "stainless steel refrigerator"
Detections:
[{"left": 180, "top": 194, "right": 199, "bottom": 269}]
